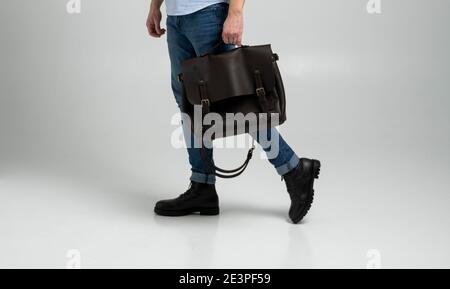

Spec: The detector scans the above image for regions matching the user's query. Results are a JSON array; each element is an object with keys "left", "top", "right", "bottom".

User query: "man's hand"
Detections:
[
  {"left": 222, "top": 0, "right": 245, "bottom": 46},
  {"left": 222, "top": 11, "right": 243, "bottom": 46},
  {"left": 147, "top": 1, "right": 166, "bottom": 38}
]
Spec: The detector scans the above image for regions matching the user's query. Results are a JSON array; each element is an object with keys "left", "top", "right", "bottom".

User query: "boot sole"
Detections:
[
  {"left": 154, "top": 207, "right": 220, "bottom": 217},
  {"left": 292, "top": 159, "right": 321, "bottom": 224}
]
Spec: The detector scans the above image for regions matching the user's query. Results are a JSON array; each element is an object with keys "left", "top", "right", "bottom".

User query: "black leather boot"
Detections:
[
  {"left": 283, "top": 158, "right": 321, "bottom": 224},
  {"left": 154, "top": 182, "right": 219, "bottom": 216}
]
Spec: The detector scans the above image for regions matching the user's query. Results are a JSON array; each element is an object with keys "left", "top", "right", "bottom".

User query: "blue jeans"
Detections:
[{"left": 167, "top": 3, "right": 299, "bottom": 184}]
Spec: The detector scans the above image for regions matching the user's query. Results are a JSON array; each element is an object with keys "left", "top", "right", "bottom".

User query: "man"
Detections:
[{"left": 146, "top": 0, "right": 321, "bottom": 223}]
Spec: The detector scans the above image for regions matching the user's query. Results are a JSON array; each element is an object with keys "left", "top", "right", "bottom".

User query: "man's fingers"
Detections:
[
  {"left": 222, "top": 33, "right": 234, "bottom": 44},
  {"left": 233, "top": 35, "right": 240, "bottom": 45},
  {"left": 150, "top": 27, "right": 161, "bottom": 38},
  {"left": 222, "top": 32, "right": 229, "bottom": 44},
  {"left": 148, "top": 20, "right": 166, "bottom": 38},
  {"left": 223, "top": 32, "right": 241, "bottom": 45},
  {"left": 148, "top": 23, "right": 158, "bottom": 37},
  {"left": 148, "top": 25, "right": 154, "bottom": 37},
  {"left": 155, "top": 21, "right": 162, "bottom": 35},
  {"left": 236, "top": 33, "right": 243, "bottom": 46}
]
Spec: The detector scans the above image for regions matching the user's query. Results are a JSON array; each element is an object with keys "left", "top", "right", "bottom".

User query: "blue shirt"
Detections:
[{"left": 165, "top": 0, "right": 229, "bottom": 16}]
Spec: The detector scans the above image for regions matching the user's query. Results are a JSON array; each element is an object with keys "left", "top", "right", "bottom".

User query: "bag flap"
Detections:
[{"left": 181, "top": 45, "right": 276, "bottom": 105}]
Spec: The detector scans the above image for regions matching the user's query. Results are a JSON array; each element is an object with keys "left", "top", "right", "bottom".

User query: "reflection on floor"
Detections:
[{"left": 1, "top": 151, "right": 449, "bottom": 269}]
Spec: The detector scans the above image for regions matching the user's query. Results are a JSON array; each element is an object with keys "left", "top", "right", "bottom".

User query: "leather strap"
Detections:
[
  {"left": 254, "top": 70, "right": 269, "bottom": 112},
  {"left": 201, "top": 41, "right": 250, "bottom": 57},
  {"left": 199, "top": 80, "right": 210, "bottom": 115},
  {"left": 200, "top": 141, "right": 255, "bottom": 178}
]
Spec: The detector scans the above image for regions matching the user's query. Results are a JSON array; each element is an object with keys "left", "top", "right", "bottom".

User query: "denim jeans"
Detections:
[{"left": 167, "top": 3, "right": 299, "bottom": 184}]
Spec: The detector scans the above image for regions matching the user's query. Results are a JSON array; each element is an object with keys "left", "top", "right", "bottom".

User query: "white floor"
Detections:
[{"left": 1, "top": 146, "right": 449, "bottom": 269}]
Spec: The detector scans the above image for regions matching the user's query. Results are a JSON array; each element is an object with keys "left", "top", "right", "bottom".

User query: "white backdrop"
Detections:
[{"left": 0, "top": 0, "right": 449, "bottom": 268}]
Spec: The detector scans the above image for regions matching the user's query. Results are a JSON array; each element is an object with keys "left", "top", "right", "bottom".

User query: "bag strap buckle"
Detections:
[
  {"left": 201, "top": 99, "right": 210, "bottom": 107},
  {"left": 256, "top": 87, "right": 266, "bottom": 97}
]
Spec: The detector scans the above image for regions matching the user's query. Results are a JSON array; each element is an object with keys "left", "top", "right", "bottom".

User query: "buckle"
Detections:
[
  {"left": 256, "top": 87, "right": 266, "bottom": 97},
  {"left": 201, "top": 99, "right": 210, "bottom": 106}
]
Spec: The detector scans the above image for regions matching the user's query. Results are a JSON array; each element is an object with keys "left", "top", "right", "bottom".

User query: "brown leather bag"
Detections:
[{"left": 179, "top": 44, "right": 287, "bottom": 178}]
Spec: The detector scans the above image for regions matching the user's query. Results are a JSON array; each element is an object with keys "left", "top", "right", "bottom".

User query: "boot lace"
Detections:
[{"left": 178, "top": 183, "right": 195, "bottom": 200}]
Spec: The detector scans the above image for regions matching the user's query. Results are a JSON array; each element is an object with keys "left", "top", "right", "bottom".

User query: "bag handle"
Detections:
[
  {"left": 200, "top": 40, "right": 249, "bottom": 57},
  {"left": 200, "top": 139, "right": 256, "bottom": 178}
]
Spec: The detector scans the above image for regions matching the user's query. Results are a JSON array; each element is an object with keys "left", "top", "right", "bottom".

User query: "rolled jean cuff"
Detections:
[
  {"left": 190, "top": 172, "right": 216, "bottom": 185},
  {"left": 276, "top": 154, "right": 300, "bottom": 176}
]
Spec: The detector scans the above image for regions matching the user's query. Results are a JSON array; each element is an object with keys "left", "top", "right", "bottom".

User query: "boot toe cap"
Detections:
[{"left": 155, "top": 199, "right": 176, "bottom": 211}]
